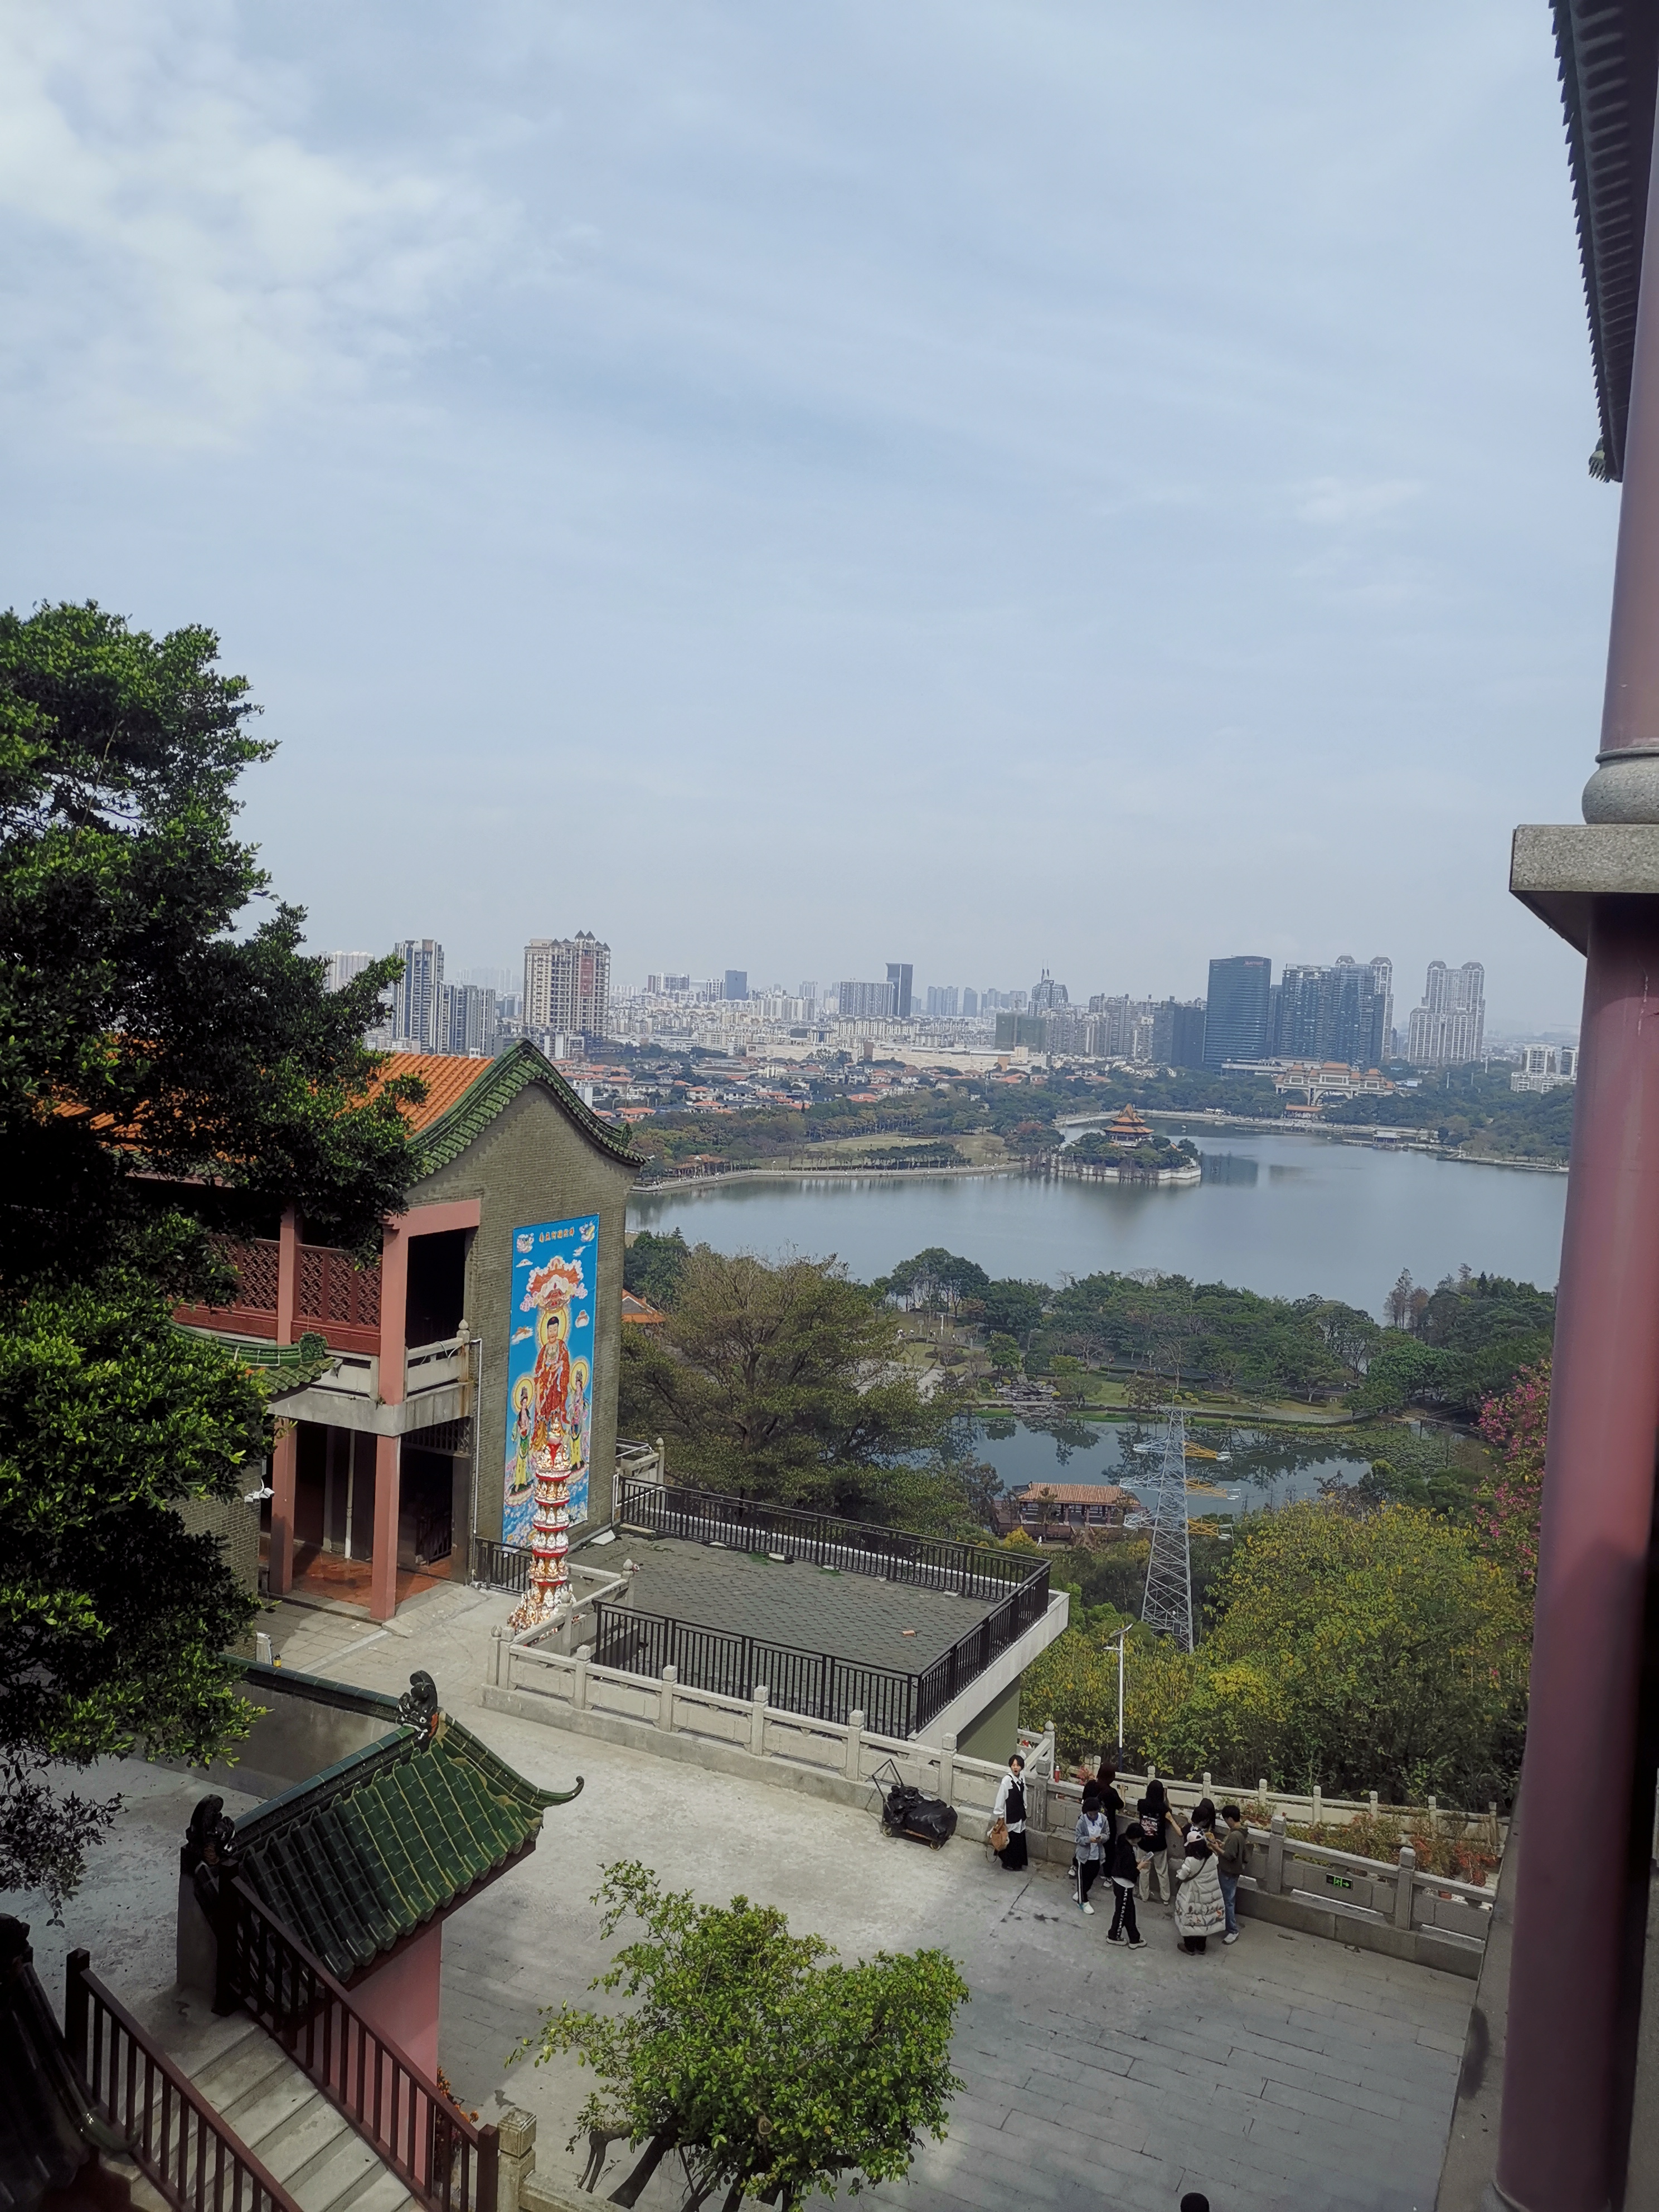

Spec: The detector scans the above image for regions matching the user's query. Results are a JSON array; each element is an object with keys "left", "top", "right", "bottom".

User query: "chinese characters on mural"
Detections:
[{"left": 503, "top": 1214, "right": 597, "bottom": 1548}]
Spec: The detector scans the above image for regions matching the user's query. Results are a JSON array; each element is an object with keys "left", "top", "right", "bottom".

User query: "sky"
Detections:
[{"left": 0, "top": 2, "right": 1618, "bottom": 1032}]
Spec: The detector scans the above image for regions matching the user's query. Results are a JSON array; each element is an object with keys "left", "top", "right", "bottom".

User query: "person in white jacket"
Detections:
[
  {"left": 1173, "top": 1813, "right": 1227, "bottom": 1954},
  {"left": 992, "top": 1754, "right": 1028, "bottom": 1871}
]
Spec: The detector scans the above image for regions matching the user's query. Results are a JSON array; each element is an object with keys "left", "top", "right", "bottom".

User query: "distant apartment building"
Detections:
[
  {"left": 1151, "top": 998, "right": 1207, "bottom": 1069},
  {"left": 994, "top": 1011, "right": 1049, "bottom": 1049},
  {"left": 1405, "top": 960, "right": 1486, "bottom": 1068},
  {"left": 839, "top": 978, "right": 898, "bottom": 1020},
  {"left": 524, "top": 932, "right": 611, "bottom": 1040},
  {"left": 1267, "top": 955, "right": 1391, "bottom": 1069},
  {"left": 437, "top": 981, "right": 495, "bottom": 1057},
  {"left": 799, "top": 980, "right": 819, "bottom": 1007},
  {"left": 392, "top": 939, "right": 445, "bottom": 1050},
  {"left": 324, "top": 950, "right": 373, "bottom": 994},
  {"left": 664, "top": 973, "right": 691, "bottom": 993},
  {"left": 1030, "top": 971, "right": 1069, "bottom": 1011},
  {"left": 1086, "top": 994, "right": 1147, "bottom": 1061},
  {"left": 724, "top": 969, "right": 749, "bottom": 1001},
  {"left": 1511, "top": 1044, "right": 1577, "bottom": 1093},
  {"left": 925, "top": 984, "right": 960, "bottom": 1018},
  {"left": 886, "top": 963, "right": 914, "bottom": 1018},
  {"left": 1203, "top": 956, "right": 1272, "bottom": 1069},
  {"left": 962, "top": 987, "right": 979, "bottom": 1018}
]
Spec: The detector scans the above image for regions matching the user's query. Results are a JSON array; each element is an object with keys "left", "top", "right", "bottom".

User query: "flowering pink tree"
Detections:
[{"left": 1476, "top": 1360, "right": 1550, "bottom": 1597}]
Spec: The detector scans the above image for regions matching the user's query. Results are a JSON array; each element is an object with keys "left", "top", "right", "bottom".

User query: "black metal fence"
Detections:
[
  {"left": 614, "top": 1478, "right": 1046, "bottom": 1608},
  {"left": 593, "top": 1564, "right": 1049, "bottom": 1740},
  {"left": 472, "top": 1536, "right": 531, "bottom": 1594}
]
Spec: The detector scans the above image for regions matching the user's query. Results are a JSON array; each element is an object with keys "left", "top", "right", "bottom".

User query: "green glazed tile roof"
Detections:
[
  {"left": 411, "top": 1039, "right": 639, "bottom": 1176},
  {"left": 233, "top": 1709, "right": 578, "bottom": 1982}
]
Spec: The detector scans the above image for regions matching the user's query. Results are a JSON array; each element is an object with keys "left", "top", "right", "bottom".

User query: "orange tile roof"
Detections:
[
  {"left": 368, "top": 1052, "right": 492, "bottom": 1132},
  {"left": 1015, "top": 1483, "right": 1132, "bottom": 1506}
]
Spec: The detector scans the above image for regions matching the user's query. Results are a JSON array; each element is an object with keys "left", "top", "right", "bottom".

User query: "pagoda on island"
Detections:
[{"left": 1104, "top": 1104, "right": 1155, "bottom": 1145}]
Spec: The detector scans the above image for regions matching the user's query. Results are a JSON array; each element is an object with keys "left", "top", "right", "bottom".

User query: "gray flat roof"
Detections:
[{"left": 618, "top": 1535, "right": 998, "bottom": 1675}]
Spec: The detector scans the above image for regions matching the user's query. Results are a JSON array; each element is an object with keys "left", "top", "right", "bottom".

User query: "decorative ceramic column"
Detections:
[{"left": 510, "top": 1441, "right": 572, "bottom": 1633}]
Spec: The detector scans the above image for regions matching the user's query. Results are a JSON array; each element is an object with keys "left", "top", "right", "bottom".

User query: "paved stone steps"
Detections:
[{"left": 185, "top": 2021, "right": 419, "bottom": 2212}]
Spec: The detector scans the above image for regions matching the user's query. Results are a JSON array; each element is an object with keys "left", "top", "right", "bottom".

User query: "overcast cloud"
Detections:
[{"left": 0, "top": 1, "right": 1615, "bottom": 1030}]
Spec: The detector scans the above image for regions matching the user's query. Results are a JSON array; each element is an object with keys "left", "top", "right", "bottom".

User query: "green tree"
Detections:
[
  {"left": 624, "top": 1229, "right": 691, "bottom": 1309},
  {"left": 520, "top": 1862, "right": 965, "bottom": 2211},
  {"left": 987, "top": 1332, "right": 1022, "bottom": 1374},
  {"left": 0, "top": 601, "right": 419, "bottom": 1909},
  {"left": 617, "top": 1246, "right": 950, "bottom": 1520},
  {"left": 1124, "top": 1501, "right": 1530, "bottom": 1801}
]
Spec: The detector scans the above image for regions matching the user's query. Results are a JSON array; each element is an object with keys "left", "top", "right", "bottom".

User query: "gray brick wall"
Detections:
[{"left": 411, "top": 1083, "right": 638, "bottom": 1550}]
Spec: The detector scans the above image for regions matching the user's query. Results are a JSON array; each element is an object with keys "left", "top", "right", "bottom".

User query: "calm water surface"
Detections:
[
  {"left": 629, "top": 1127, "right": 1567, "bottom": 1314},
  {"left": 966, "top": 1417, "right": 1374, "bottom": 1518}
]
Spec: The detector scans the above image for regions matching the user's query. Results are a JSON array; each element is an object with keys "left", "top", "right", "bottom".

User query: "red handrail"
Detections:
[
  {"left": 221, "top": 1878, "right": 498, "bottom": 2212},
  {"left": 65, "top": 1949, "right": 302, "bottom": 2212}
]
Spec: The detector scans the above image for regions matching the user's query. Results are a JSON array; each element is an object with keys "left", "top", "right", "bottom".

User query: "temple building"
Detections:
[{"left": 173, "top": 1040, "right": 639, "bottom": 1621}]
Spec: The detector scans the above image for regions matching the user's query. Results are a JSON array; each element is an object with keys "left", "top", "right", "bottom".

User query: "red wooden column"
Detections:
[
  {"left": 370, "top": 1223, "right": 410, "bottom": 1623},
  {"left": 268, "top": 1424, "right": 298, "bottom": 1597},
  {"left": 1495, "top": 72, "right": 1659, "bottom": 2212}
]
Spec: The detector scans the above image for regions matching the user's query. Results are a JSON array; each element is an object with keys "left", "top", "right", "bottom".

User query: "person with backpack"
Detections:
[
  {"left": 1105, "top": 1817, "right": 1147, "bottom": 1948},
  {"left": 1133, "top": 1792, "right": 1173, "bottom": 1905}
]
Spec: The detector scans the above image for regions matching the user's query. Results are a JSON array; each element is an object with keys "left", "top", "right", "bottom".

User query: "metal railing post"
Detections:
[{"left": 65, "top": 1948, "right": 90, "bottom": 2069}]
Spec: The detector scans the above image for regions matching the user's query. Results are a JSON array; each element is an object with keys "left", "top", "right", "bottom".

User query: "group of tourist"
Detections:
[{"left": 990, "top": 1751, "right": 1246, "bottom": 1954}]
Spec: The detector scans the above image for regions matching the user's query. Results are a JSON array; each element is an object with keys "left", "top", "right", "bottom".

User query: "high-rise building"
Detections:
[
  {"left": 1202, "top": 956, "right": 1270, "bottom": 1069},
  {"left": 324, "top": 950, "right": 373, "bottom": 994},
  {"left": 664, "top": 974, "right": 691, "bottom": 993},
  {"left": 1405, "top": 961, "right": 1486, "bottom": 1068},
  {"left": 994, "top": 1012, "right": 1049, "bottom": 1049},
  {"left": 1151, "top": 1000, "right": 1207, "bottom": 1070},
  {"left": 1031, "top": 971, "right": 1069, "bottom": 1011},
  {"left": 925, "top": 985, "right": 960, "bottom": 1018},
  {"left": 524, "top": 932, "right": 611, "bottom": 1040},
  {"left": 886, "top": 963, "right": 914, "bottom": 1019},
  {"left": 392, "top": 939, "right": 444, "bottom": 1049},
  {"left": 1267, "top": 955, "right": 1390, "bottom": 1068},
  {"left": 838, "top": 978, "right": 898, "bottom": 1020},
  {"left": 1369, "top": 956, "right": 1395, "bottom": 1061},
  {"left": 962, "top": 987, "right": 979, "bottom": 1018},
  {"left": 799, "top": 980, "right": 819, "bottom": 1006},
  {"left": 438, "top": 982, "right": 495, "bottom": 1056},
  {"left": 724, "top": 969, "right": 749, "bottom": 1001}
]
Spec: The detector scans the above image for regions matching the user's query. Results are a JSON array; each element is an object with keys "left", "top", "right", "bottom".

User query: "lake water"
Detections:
[
  {"left": 963, "top": 1415, "right": 1374, "bottom": 1519},
  {"left": 629, "top": 1126, "right": 1568, "bottom": 1314}
]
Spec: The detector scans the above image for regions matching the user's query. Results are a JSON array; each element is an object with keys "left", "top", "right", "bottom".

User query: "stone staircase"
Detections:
[{"left": 128, "top": 1992, "right": 420, "bottom": 2212}]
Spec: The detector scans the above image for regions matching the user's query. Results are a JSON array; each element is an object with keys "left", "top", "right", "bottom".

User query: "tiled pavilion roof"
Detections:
[{"left": 232, "top": 1672, "right": 579, "bottom": 1983}]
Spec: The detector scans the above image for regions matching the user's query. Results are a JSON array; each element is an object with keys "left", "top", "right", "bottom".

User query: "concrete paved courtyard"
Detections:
[{"left": 21, "top": 1582, "right": 1471, "bottom": 2212}]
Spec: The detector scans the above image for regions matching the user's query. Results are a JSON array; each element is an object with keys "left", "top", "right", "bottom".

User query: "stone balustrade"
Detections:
[{"left": 482, "top": 1633, "right": 1493, "bottom": 1977}]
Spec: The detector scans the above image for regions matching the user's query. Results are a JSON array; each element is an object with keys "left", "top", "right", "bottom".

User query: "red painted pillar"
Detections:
[
  {"left": 1495, "top": 71, "right": 1659, "bottom": 2212},
  {"left": 370, "top": 1435, "right": 402, "bottom": 1622},
  {"left": 269, "top": 1424, "right": 298, "bottom": 1597},
  {"left": 371, "top": 1220, "right": 408, "bottom": 1623}
]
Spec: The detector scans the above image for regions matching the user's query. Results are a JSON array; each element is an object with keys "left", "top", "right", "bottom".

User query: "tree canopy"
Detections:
[
  {"left": 0, "top": 601, "right": 419, "bottom": 1908},
  {"left": 520, "top": 1861, "right": 966, "bottom": 2211},
  {"left": 618, "top": 1245, "right": 960, "bottom": 1522},
  {"left": 1123, "top": 1500, "right": 1531, "bottom": 1801},
  {"left": 1354, "top": 1271, "right": 1554, "bottom": 1419}
]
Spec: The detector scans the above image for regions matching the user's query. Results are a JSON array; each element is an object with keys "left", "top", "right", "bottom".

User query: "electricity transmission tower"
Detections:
[{"left": 1141, "top": 1407, "right": 1195, "bottom": 1652}]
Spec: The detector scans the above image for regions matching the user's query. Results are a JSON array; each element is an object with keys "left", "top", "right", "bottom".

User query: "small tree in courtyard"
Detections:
[{"left": 520, "top": 1861, "right": 966, "bottom": 2210}]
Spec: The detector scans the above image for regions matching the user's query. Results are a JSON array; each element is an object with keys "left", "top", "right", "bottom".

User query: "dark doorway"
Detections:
[
  {"left": 406, "top": 1229, "right": 468, "bottom": 1347},
  {"left": 400, "top": 1447, "right": 455, "bottom": 1569}
]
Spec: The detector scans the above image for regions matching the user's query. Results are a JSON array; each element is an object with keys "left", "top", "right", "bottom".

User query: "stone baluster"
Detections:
[
  {"left": 1394, "top": 1844, "right": 1417, "bottom": 1930},
  {"left": 1267, "top": 1811, "right": 1286, "bottom": 1895},
  {"left": 938, "top": 1731, "right": 957, "bottom": 1803},
  {"left": 657, "top": 1663, "right": 676, "bottom": 1733},
  {"left": 750, "top": 1685, "right": 768, "bottom": 1757},
  {"left": 844, "top": 1709, "right": 864, "bottom": 1782}
]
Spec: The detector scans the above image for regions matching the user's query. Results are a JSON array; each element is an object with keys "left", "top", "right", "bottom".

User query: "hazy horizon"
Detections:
[{"left": 1, "top": 3, "right": 1613, "bottom": 1030}]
